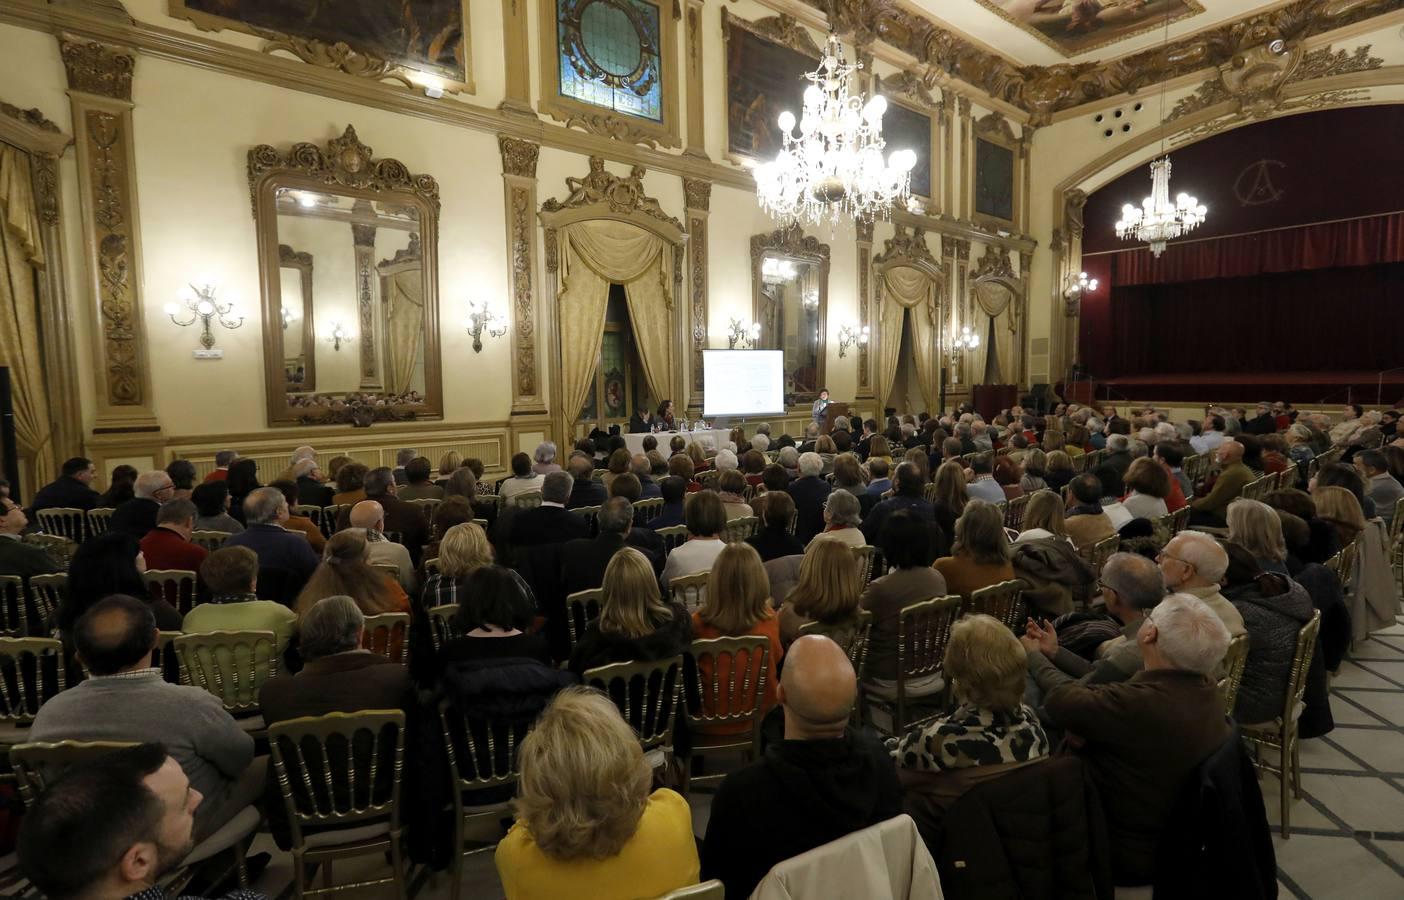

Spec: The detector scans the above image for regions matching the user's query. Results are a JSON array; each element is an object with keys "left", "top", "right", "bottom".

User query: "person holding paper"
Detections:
[{"left": 811, "top": 389, "right": 831, "bottom": 427}]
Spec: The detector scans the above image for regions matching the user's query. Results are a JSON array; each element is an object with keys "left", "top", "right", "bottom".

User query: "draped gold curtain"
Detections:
[
  {"left": 381, "top": 268, "right": 424, "bottom": 395},
  {"left": 559, "top": 220, "right": 673, "bottom": 427},
  {"left": 0, "top": 142, "right": 53, "bottom": 487},
  {"left": 877, "top": 265, "right": 938, "bottom": 412},
  {"left": 972, "top": 278, "right": 1019, "bottom": 385}
]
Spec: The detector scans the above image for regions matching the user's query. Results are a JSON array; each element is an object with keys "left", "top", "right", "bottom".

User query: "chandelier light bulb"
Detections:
[
  {"left": 163, "top": 302, "right": 179, "bottom": 316},
  {"left": 196, "top": 299, "right": 215, "bottom": 316},
  {"left": 777, "top": 110, "right": 796, "bottom": 133}
]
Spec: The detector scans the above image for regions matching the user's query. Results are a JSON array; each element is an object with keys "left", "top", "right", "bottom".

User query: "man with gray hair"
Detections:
[
  {"left": 628, "top": 453, "right": 661, "bottom": 498},
  {"left": 293, "top": 455, "right": 335, "bottom": 507},
  {"left": 751, "top": 434, "right": 771, "bottom": 453},
  {"left": 225, "top": 486, "right": 320, "bottom": 594},
  {"left": 815, "top": 489, "right": 864, "bottom": 547},
  {"left": 348, "top": 500, "right": 416, "bottom": 594},
  {"left": 138, "top": 498, "right": 208, "bottom": 572},
  {"left": 1043, "top": 592, "right": 1232, "bottom": 885},
  {"left": 204, "top": 448, "right": 238, "bottom": 483},
  {"left": 511, "top": 470, "right": 590, "bottom": 547},
  {"left": 799, "top": 422, "right": 821, "bottom": 453},
  {"left": 1158, "top": 532, "right": 1246, "bottom": 636},
  {"left": 787, "top": 452, "right": 832, "bottom": 544},
  {"left": 1023, "top": 553, "right": 1166, "bottom": 696},
  {"left": 561, "top": 496, "right": 658, "bottom": 594},
  {"left": 714, "top": 449, "right": 739, "bottom": 471},
  {"left": 392, "top": 448, "right": 417, "bottom": 485},
  {"left": 109, "top": 470, "right": 176, "bottom": 539},
  {"left": 1103, "top": 433, "right": 1132, "bottom": 479},
  {"left": 335, "top": 466, "right": 428, "bottom": 560}
]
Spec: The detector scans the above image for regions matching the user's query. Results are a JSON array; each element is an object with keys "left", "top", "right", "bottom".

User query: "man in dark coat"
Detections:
[
  {"left": 108, "top": 471, "right": 175, "bottom": 540},
  {"left": 786, "top": 452, "right": 832, "bottom": 544},
  {"left": 510, "top": 471, "right": 590, "bottom": 548},
  {"left": 565, "top": 455, "right": 607, "bottom": 509},
  {"left": 702, "top": 636, "right": 902, "bottom": 899},
  {"left": 28, "top": 457, "right": 101, "bottom": 514},
  {"left": 335, "top": 467, "right": 428, "bottom": 562},
  {"left": 559, "top": 498, "right": 660, "bottom": 594}
]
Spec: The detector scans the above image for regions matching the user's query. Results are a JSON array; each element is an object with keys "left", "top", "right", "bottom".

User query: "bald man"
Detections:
[
  {"left": 1189, "top": 439, "right": 1254, "bottom": 526},
  {"left": 348, "top": 500, "right": 416, "bottom": 594},
  {"left": 701, "top": 636, "right": 902, "bottom": 899}
]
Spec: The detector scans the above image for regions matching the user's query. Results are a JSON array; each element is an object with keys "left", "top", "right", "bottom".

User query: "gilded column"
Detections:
[
  {"left": 683, "top": 177, "right": 710, "bottom": 411},
  {"left": 684, "top": 0, "right": 707, "bottom": 159},
  {"left": 945, "top": 236, "right": 970, "bottom": 387},
  {"left": 499, "top": 136, "right": 547, "bottom": 416},
  {"left": 500, "top": 0, "right": 534, "bottom": 116},
  {"left": 1054, "top": 189, "right": 1088, "bottom": 379},
  {"left": 1018, "top": 250, "right": 1032, "bottom": 387},
  {"left": 855, "top": 219, "right": 873, "bottom": 402},
  {"left": 956, "top": 95, "right": 972, "bottom": 221},
  {"left": 61, "top": 36, "right": 160, "bottom": 433},
  {"left": 350, "top": 212, "right": 380, "bottom": 389}
]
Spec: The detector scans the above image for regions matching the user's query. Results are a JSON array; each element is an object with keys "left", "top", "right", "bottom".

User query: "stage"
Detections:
[{"left": 1085, "top": 371, "right": 1404, "bottom": 407}]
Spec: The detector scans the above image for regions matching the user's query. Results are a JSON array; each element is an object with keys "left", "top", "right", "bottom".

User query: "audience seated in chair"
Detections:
[
  {"left": 778, "top": 539, "right": 864, "bottom": 649},
  {"left": 110, "top": 471, "right": 177, "bottom": 540},
  {"left": 1042, "top": 592, "right": 1232, "bottom": 886},
  {"left": 165, "top": 460, "right": 197, "bottom": 503},
  {"left": 29, "top": 456, "right": 101, "bottom": 514},
  {"left": 1063, "top": 474, "right": 1116, "bottom": 550},
  {"left": 860, "top": 512, "right": 947, "bottom": 689},
  {"left": 291, "top": 456, "right": 334, "bottom": 509},
  {"left": 745, "top": 491, "right": 805, "bottom": 563},
  {"left": 225, "top": 459, "right": 262, "bottom": 527},
  {"left": 224, "top": 487, "right": 320, "bottom": 598},
  {"left": 569, "top": 547, "right": 691, "bottom": 676},
  {"left": 661, "top": 491, "right": 728, "bottom": 584},
  {"left": 138, "top": 498, "right": 209, "bottom": 574},
  {"left": 510, "top": 471, "right": 590, "bottom": 548},
  {"left": 564, "top": 454, "right": 607, "bottom": 509},
  {"left": 18, "top": 743, "right": 223, "bottom": 900},
  {"left": 331, "top": 461, "right": 368, "bottom": 508},
  {"left": 269, "top": 479, "right": 326, "bottom": 554},
  {"left": 192, "top": 481, "right": 245, "bottom": 536},
  {"left": 702, "top": 635, "right": 902, "bottom": 899},
  {"left": 1121, "top": 458, "right": 1171, "bottom": 523},
  {"left": 786, "top": 452, "right": 833, "bottom": 545},
  {"left": 333, "top": 467, "right": 429, "bottom": 562},
  {"left": 813, "top": 489, "right": 866, "bottom": 549},
  {"left": 690, "top": 543, "right": 784, "bottom": 736},
  {"left": 398, "top": 456, "right": 445, "bottom": 501},
  {"left": 58, "top": 532, "right": 183, "bottom": 638},
  {"left": 606, "top": 475, "right": 667, "bottom": 562},
  {"left": 861, "top": 462, "right": 937, "bottom": 546},
  {"left": 897, "top": 614, "right": 1050, "bottom": 830},
  {"left": 294, "top": 530, "right": 409, "bottom": 627},
  {"left": 934, "top": 500, "right": 1016, "bottom": 600},
  {"left": 99, "top": 463, "right": 138, "bottom": 508},
  {"left": 1158, "top": 532, "right": 1246, "bottom": 637},
  {"left": 495, "top": 687, "right": 699, "bottom": 899},
  {"left": 0, "top": 494, "right": 61, "bottom": 580},
  {"left": 30, "top": 595, "right": 263, "bottom": 842},
  {"left": 349, "top": 500, "right": 417, "bottom": 595},
  {"left": 185, "top": 546, "right": 297, "bottom": 656},
  {"left": 561, "top": 497, "right": 659, "bottom": 596},
  {"left": 1191, "top": 440, "right": 1253, "bottom": 527}
]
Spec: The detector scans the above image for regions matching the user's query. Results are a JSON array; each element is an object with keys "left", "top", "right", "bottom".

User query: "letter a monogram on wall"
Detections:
[{"left": 1234, "top": 159, "right": 1286, "bottom": 207}]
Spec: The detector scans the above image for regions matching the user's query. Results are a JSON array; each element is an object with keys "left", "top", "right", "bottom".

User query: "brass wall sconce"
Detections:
[
  {"left": 837, "top": 323, "right": 869, "bottom": 358},
  {"left": 280, "top": 305, "right": 298, "bottom": 330},
  {"left": 326, "top": 321, "right": 351, "bottom": 351},
  {"left": 465, "top": 299, "right": 509, "bottom": 353},
  {"left": 728, "top": 317, "right": 760, "bottom": 350},
  {"left": 164, "top": 282, "right": 243, "bottom": 350}
]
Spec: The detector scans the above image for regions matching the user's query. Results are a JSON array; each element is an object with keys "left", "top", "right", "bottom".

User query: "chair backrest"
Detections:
[
  {"left": 0, "top": 637, "right": 66, "bottom": 724},
  {"left": 1281, "top": 610, "right": 1322, "bottom": 721},
  {"left": 1082, "top": 534, "right": 1121, "bottom": 579},
  {"left": 967, "top": 578, "right": 1028, "bottom": 632},
  {"left": 574, "top": 505, "right": 602, "bottom": 535},
  {"left": 653, "top": 880, "right": 725, "bottom": 900},
  {"left": 321, "top": 504, "right": 352, "bottom": 538},
  {"left": 511, "top": 491, "right": 543, "bottom": 510},
  {"left": 86, "top": 507, "right": 114, "bottom": 535},
  {"left": 423, "top": 557, "right": 440, "bottom": 576},
  {"left": 723, "top": 516, "right": 758, "bottom": 543},
  {"left": 291, "top": 505, "right": 324, "bottom": 530},
  {"left": 851, "top": 545, "right": 876, "bottom": 584},
  {"left": 0, "top": 574, "right": 29, "bottom": 636},
  {"left": 583, "top": 656, "right": 683, "bottom": 753},
  {"left": 655, "top": 525, "right": 689, "bottom": 555},
  {"left": 1390, "top": 496, "right": 1404, "bottom": 545},
  {"left": 9, "top": 740, "right": 138, "bottom": 806},
  {"left": 406, "top": 497, "right": 441, "bottom": 523},
  {"left": 922, "top": 483, "right": 940, "bottom": 503},
  {"left": 1183, "top": 453, "right": 1209, "bottom": 485},
  {"left": 438, "top": 698, "right": 526, "bottom": 803},
  {"left": 23, "top": 534, "right": 76, "bottom": 569},
  {"left": 190, "top": 530, "right": 232, "bottom": 552},
  {"left": 144, "top": 569, "right": 200, "bottom": 616},
  {"left": 897, "top": 595, "right": 963, "bottom": 680},
  {"left": 427, "top": 604, "right": 462, "bottom": 652},
  {"left": 1242, "top": 475, "right": 1273, "bottom": 502},
  {"left": 591, "top": 468, "right": 606, "bottom": 482},
  {"left": 26, "top": 573, "right": 66, "bottom": 636},
  {"left": 172, "top": 630, "right": 278, "bottom": 714},
  {"left": 361, "top": 612, "right": 410, "bottom": 666},
  {"left": 1217, "top": 633, "right": 1250, "bottom": 715},
  {"left": 35, "top": 507, "right": 86, "bottom": 542},
  {"left": 697, "top": 469, "right": 720, "bottom": 490},
  {"left": 1158, "top": 505, "right": 1191, "bottom": 538},
  {"left": 565, "top": 588, "right": 604, "bottom": 651},
  {"left": 848, "top": 608, "right": 875, "bottom": 678},
  {"left": 634, "top": 496, "right": 664, "bottom": 524},
  {"left": 370, "top": 563, "right": 400, "bottom": 581},
  {"left": 268, "top": 710, "right": 407, "bottom": 845},
  {"left": 669, "top": 572, "right": 709, "bottom": 614},
  {"left": 683, "top": 635, "right": 771, "bottom": 735},
  {"left": 383, "top": 530, "right": 403, "bottom": 545},
  {"left": 1003, "top": 493, "right": 1030, "bottom": 531}
]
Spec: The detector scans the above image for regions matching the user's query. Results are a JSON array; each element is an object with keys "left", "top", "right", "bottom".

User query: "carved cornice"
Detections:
[
  {"left": 541, "top": 157, "right": 684, "bottom": 232},
  {"left": 803, "top": 0, "right": 1404, "bottom": 123},
  {"left": 944, "top": 235, "right": 971, "bottom": 262},
  {"left": 60, "top": 37, "right": 135, "bottom": 101},
  {"left": 1, "top": 102, "right": 62, "bottom": 134},
  {"left": 877, "top": 70, "right": 939, "bottom": 111},
  {"left": 377, "top": 233, "right": 421, "bottom": 269},
  {"left": 247, "top": 125, "right": 441, "bottom": 214},
  {"left": 750, "top": 223, "right": 831, "bottom": 264},
  {"left": 974, "top": 111, "right": 1017, "bottom": 143},
  {"left": 261, "top": 35, "right": 412, "bottom": 87},
  {"left": 498, "top": 135, "right": 540, "bottom": 179},
  {"left": 971, "top": 243, "right": 1016, "bottom": 281},
  {"left": 278, "top": 243, "right": 313, "bottom": 268},
  {"left": 723, "top": 9, "right": 822, "bottom": 59},
  {"left": 562, "top": 111, "right": 661, "bottom": 149},
  {"left": 683, "top": 177, "right": 711, "bottom": 212},
  {"left": 873, "top": 225, "right": 936, "bottom": 267},
  {"left": 1167, "top": 42, "right": 1384, "bottom": 122}
]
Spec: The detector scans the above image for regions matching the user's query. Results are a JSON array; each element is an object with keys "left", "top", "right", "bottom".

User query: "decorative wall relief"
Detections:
[
  {"left": 60, "top": 39, "right": 134, "bottom": 101},
  {"left": 683, "top": 177, "right": 710, "bottom": 400},
  {"left": 856, "top": 219, "right": 873, "bottom": 397},
  {"left": 498, "top": 135, "right": 544, "bottom": 409}
]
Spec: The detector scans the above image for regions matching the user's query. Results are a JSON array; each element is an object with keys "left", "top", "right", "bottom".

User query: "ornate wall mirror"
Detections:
[
  {"left": 248, "top": 125, "right": 443, "bottom": 425},
  {"left": 751, "top": 225, "right": 829, "bottom": 404}
]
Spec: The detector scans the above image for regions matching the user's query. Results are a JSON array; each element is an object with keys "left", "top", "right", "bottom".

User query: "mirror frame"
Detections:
[
  {"left": 750, "top": 224, "right": 830, "bottom": 406},
  {"left": 278, "top": 243, "right": 316, "bottom": 393},
  {"left": 248, "top": 124, "right": 443, "bottom": 426}
]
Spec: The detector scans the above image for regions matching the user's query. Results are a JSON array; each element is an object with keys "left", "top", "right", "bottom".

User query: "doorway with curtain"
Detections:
[
  {"left": 576, "top": 284, "right": 655, "bottom": 431},
  {"left": 872, "top": 228, "right": 945, "bottom": 420}
]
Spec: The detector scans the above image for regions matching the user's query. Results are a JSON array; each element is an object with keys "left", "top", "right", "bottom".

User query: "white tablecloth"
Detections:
[{"left": 623, "top": 429, "right": 729, "bottom": 455}]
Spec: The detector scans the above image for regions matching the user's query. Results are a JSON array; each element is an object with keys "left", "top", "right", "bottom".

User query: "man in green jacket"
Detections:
[
  {"left": 1190, "top": 440, "right": 1252, "bottom": 527},
  {"left": 0, "top": 496, "right": 60, "bottom": 579}
]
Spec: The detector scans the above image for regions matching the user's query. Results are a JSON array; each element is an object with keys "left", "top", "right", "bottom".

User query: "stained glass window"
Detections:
[{"left": 558, "top": 0, "right": 663, "bottom": 122}]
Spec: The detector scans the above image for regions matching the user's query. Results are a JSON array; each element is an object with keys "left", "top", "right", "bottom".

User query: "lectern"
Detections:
[{"left": 822, "top": 403, "right": 850, "bottom": 435}]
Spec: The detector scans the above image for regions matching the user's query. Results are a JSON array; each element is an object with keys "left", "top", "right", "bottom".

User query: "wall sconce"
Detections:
[
  {"left": 837, "top": 323, "right": 869, "bottom": 358},
  {"left": 950, "top": 324, "right": 980, "bottom": 359},
  {"left": 164, "top": 282, "right": 243, "bottom": 351},
  {"left": 728, "top": 317, "right": 760, "bottom": 350},
  {"left": 280, "top": 304, "right": 299, "bottom": 330},
  {"left": 465, "top": 299, "right": 509, "bottom": 353},
  {"left": 801, "top": 289, "right": 819, "bottom": 310},
  {"left": 326, "top": 321, "right": 352, "bottom": 351},
  {"left": 1062, "top": 271, "right": 1099, "bottom": 315}
]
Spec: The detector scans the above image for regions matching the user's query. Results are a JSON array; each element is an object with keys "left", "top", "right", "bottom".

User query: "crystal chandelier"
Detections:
[
  {"left": 1114, "top": 157, "right": 1207, "bottom": 257},
  {"left": 1113, "top": 11, "right": 1207, "bottom": 258},
  {"left": 754, "top": 32, "right": 916, "bottom": 227}
]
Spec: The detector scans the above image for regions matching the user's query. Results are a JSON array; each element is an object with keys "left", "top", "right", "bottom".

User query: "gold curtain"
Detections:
[
  {"left": 0, "top": 143, "right": 53, "bottom": 487},
  {"left": 972, "top": 278, "right": 1019, "bottom": 384},
  {"left": 560, "top": 221, "right": 672, "bottom": 426},
  {"left": 878, "top": 265, "right": 938, "bottom": 411},
  {"left": 381, "top": 268, "right": 424, "bottom": 395}
]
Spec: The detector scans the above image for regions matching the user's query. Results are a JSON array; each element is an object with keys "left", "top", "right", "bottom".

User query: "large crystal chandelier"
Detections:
[
  {"left": 754, "top": 32, "right": 916, "bottom": 227},
  {"left": 1113, "top": 11, "right": 1207, "bottom": 258},
  {"left": 1114, "top": 157, "right": 1207, "bottom": 258}
]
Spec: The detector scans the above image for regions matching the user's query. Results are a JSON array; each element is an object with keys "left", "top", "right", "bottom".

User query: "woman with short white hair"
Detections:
[{"left": 532, "top": 441, "right": 559, "bottom": 475}]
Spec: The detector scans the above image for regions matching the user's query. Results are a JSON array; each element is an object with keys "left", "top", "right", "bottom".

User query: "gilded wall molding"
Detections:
[
  {"left": 750, "top": 223, "right": 831, "bottom": 265},
  {"left": 971, "top": 243, "right": 1017, "bottom": 282},
  {"left": 684, "top": 0, "right": 708, "bottom": 159},
  {"left": 542, "top": 158, "right": 686, "bottom": 233},
  {"left": 260, "top": 35, "right": 413, "bottom": 87},
  {"left": 0, "top": 101, "right": 63, "bottom": 134},
  {"left": 876, "top": 70, "right": 940, "bottom": 112},
  {"left": 723, "top": 10, "right": 823, "bottom": 58},
  {"left": 247, "top": 124, "right": 441, "bottom": 217},
  {"left": 60, "top": 36, "right": 135, "bottom": 100},
  {"left": 855, "top": 221, "right": 873, "bottom": 398},
  {"left": 874, "top": 225, "right": 937, "bottom": 269},
  {"left": 499, "top": 136, "right": 545, "bottom": 411},
  {"left": 684, "top": 177, "right": 710, "bottom": 403},
  {"left": 499, "top": 134, "right": 540, "bottom": 178},
  {"left": 1167, "top": 42, "right": 1383, "bottom": 124}
]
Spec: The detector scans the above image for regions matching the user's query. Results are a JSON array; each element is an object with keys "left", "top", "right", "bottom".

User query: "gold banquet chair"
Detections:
[
  {"left": 863, "top": 596, "right": 961, "bottom": 738},
  {"left": 173, "top": 630, "right": 279, "bottom": 736},
  {"left": 680, "top": 635, "right": 771, "bottom": 792}
]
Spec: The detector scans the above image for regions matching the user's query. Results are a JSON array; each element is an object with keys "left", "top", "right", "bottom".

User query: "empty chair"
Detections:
[
  {"left": 34, "top": 508, "right": 86, "bottom": 542},
  {"left": 863, "top": 596, "right": 962, "bottom": 737}
]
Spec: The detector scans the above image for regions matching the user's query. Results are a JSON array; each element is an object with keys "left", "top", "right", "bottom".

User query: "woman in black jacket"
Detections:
[
  {"left": 568, "top": 547, "right": 691, "bottom": 676},
  {"left": 58, "top": 532, "right": 182, "bottom": 638}
]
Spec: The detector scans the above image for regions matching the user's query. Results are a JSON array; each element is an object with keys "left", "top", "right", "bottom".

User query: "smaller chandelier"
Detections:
[
  {"left": 1115, "top": 157, "right": 1207, "bottom": 258},
  {"left": 754, "top": 32, "right": 916, "bottom": 228},
  {"left": 951, "top": 325, "right": 980, "bottom": 357}
]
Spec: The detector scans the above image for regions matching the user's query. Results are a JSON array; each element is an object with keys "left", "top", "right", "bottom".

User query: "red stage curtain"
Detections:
[
  {"left": 1093, "top": 211, "right": 1404, "bottom": 286},
  {"left": 1101, "top": 262, "right": 1404, "bottom": 376}
]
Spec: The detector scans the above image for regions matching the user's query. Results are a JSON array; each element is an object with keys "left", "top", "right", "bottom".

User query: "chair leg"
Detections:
[
  {"left": 323, "top": 859, "right": 333, "bottom": 891},
  {"left": 390, "top": 836, "right": 409, "bottom": 900},
  {"left": 448, "top": 816, "right": 465, "bottom": 900},
  {"left": 1291, "top": 734, "right": 1303, "bottom": 798},
  {"left": 1280, "top": 743, "right": 1291, "bottom": 839},
  {"left": 292, "top": 851, "right": 305, "bottom": 900},
  {"left": 233, "top": 840, "right": 249, "bottom": 889}
]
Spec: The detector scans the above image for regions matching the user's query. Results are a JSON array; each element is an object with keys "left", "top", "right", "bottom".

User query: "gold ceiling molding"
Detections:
[
  {"left": 876, "top": 70, "right": 940, "bottom": 111},
  {"left": 246, "top": 124, "right": 441, "bottom": 216},
  {"left": 1167, "top": 41, "right": 1384, "bottom": 121},
  {"left": 971, "top": 0, "right": 1205, "bottom": 59},
  {"left": 804, "top": 0, "right": 1404, "bottom": 123}
]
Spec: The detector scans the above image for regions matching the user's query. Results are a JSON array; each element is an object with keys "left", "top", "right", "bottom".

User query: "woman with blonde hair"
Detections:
[
  {"left": 495, "top": 687, "right": 700, "bottom": 899},
  {"left": 1227, "top": 499, "right": 1288, "bottom": 572},
  {"left": 930, "top": 459, "right": 967, "bottom": 541},
  {"left": 892, "top": 614, "right": 1049, "bottom": 813},
  {"left": 691, "top": 543, "right": 784, "bottom": 734},
  {"left": 934, "top": 500, "right": 1015, "bottom": 600},
  {"left": 867, "top": 434, "right": 894, "bottom": 467},
  {"left": 1020, "top": 448, "right": 1048, "bottom": 493},
  {"left": 1016, "top": 489, "right": 1069, "bottom": 544},
  {"left": 569, "top": 547, "right": 691, "bottom": 675},
  {"left": 294, "top": 530, "right": 408, "bottom": 621},
  {"left": 1311, "top": 485, "right": 1367, "bottom": 548},
  {"left": 902, "top": 447, "right": 930, "bottom": 483},
  {"left": 778, "top": 539, "right": 863, "bottom": 647},
  {"left": 602, "top": 448, "right": 631, "bottom": 492},
  {"left": 685, "top": 441, "right": 710, "bottom": 472},
  {"left": 435, "top": 450, "right": 463, "bottom": 485}
]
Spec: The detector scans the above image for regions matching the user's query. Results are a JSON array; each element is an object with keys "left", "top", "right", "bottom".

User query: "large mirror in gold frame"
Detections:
[
  {"left": 248, "top": 125, "right": 443, "bottom": 425},
  {"left": 751, "top": 225, "right": 829, "bottom": 404}
]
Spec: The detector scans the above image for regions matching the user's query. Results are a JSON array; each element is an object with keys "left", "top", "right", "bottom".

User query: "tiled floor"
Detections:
[{"left": 244, "top": 619, "right": 1404, "bottom": 899}]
